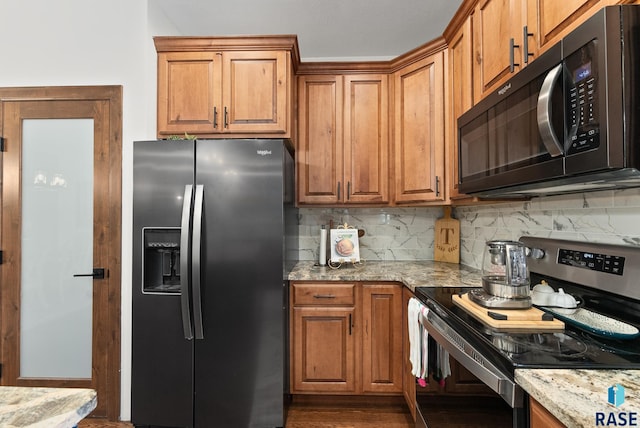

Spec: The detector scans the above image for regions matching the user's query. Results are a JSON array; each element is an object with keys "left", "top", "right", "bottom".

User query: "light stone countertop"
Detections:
[
  {"left": 288, "top": 260, "right": 482, "bottom": 291},
  {"left": 291, "top": 260, "right": 640, "bottom": 427},
  {"left": 516, "top": 369, "right": 640, "bottom": 427},
  {"left": 0, "top": 386, "right": 96, "bottom": 428}
]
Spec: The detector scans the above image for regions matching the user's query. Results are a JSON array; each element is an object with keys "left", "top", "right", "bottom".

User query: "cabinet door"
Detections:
[
  {"left": 361, "top": 283, "right": 403, "bottom": 394},
  {"left": 447, "top": 16, "right": 475, "bottom": 202},
  {"left": 393, "top": 52, "right": 445, "bottom": 203},
  {"left": 473, "top": 0, "right": 529, "bottom": 100},
  {"left": 222, "top": 50, "right": 289, "bottom": 134},
  {"left": 291, "top": 306, "right": 357, "bottom": 393},
  {"left": 343, "top": 75, "right": 389, "bottom": 204},
  {"left": 297, "top": 75, "right": 343, "bottom": 204},
  {"left": 157, "top": 51, "right": 222, "bottom": 137},
  {"left": 533, "top": 0, "right": 619, "bottom": 55},
  {"left": 530, "top": 397, "right": 566, "bottom": 427}
]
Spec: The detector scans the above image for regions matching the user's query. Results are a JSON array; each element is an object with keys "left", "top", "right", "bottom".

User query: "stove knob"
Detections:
[{"left": 526, "top": 247, "right": 546, "bottom": 259}]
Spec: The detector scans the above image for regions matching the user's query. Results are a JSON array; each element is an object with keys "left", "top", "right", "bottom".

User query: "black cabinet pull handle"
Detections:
[
  {"left": 313, "top": 294, "right": 336, "bottom": 299},
  {"left": 523, "top": 26, "right": 534, "bottom": 64},
  {"left": 213, "top": 106, "right": 218, "bottom": 128},
  {"left": 349, "top": 313, "right": 352, "bottom": 335},
  {"left": 224, "top": 106, "right": 229, "bottom": 128},
  {"left": 510, "top": 38, "right": 520, "bottom": 73},
  {"left": 73, "top": 268, "right": 105, "bottom": 279}
]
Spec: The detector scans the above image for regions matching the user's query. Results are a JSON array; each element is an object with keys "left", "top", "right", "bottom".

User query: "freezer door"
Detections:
[
  {"left": 194, "top": 139, "right": 286, "bottom": 427},
  {"left": 132, "top": 140, "right": 196, "bottom": 427}
]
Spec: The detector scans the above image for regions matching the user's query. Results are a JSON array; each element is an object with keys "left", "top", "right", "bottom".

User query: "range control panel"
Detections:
[{"left": 558, "top": 248, "right": 625, "bottom": 275}]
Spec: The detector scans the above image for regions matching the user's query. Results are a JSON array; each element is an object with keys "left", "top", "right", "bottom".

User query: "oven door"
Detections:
[
  {"left": 458, "top": 41, "right": 565, "bottom": 197},
  {"left": 415, "top": 304, "right": 527, "bottom": 428}
]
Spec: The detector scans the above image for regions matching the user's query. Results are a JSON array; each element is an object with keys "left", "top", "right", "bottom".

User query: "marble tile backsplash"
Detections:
[
  {"left": 455, "top": 187, "right": 640, "bottom": 269},
  {"left": 297, "top": 188, "right": 640, "bottom": 268},
  {"left": 297, "top": 207, "right": 443, "bottom": 261}
]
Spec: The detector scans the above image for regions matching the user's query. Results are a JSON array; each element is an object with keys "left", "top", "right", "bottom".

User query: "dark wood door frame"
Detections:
[{"left": 0, "top": 86, "right": 122, "bottom": 421}]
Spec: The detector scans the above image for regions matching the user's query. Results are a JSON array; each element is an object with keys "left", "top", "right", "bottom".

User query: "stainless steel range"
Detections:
[{"left": 413, "top": 237, "right": 640, "bottom": 428}]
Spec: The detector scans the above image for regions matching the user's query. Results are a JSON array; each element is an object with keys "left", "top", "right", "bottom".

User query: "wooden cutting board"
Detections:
[
  {"left": 434, "top": 207, "right": 460, "bottom": 263},
  {"left": 452, "top": 293, "right": 565, "bottom": 331}
]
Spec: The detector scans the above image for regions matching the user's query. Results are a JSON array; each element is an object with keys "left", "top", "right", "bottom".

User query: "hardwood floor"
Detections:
[{"left": 78, "top": 396, "right": 414, "bottom": 428}]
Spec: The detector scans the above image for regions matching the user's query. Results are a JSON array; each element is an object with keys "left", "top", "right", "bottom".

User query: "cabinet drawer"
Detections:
[{"left": 292, "top": 283, "right": 356, "bottom": 306}]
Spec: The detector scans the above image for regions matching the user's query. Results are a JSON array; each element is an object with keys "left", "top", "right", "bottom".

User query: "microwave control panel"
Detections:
[{"left": 566, "top": 40, "right": 599, "bottom": 155}]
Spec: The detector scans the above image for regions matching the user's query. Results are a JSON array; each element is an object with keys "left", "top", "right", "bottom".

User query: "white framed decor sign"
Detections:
[{"left": 330, "top": 228, "right": 360, "bottom": 263}]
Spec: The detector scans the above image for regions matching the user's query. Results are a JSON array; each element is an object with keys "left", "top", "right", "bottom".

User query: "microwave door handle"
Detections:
[
  {"left": 191, "top": 184, "right": 205, "bottom": 340},
  {"left": 537, "top": 63, "right": 564, "bottom": 157},
  {"left": 180, "top": 184, "right": 195, "bottom": 340}
]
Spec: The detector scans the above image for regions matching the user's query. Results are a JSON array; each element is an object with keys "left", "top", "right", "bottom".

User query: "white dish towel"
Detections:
[
  {"left": 408, "top": 297, "right": 451, "bottom": 385},
  {"left": 408, "top": 297, "right": 427, "bottom": 379}
]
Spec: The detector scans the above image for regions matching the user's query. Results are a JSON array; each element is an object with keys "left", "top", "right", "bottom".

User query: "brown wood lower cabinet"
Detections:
[
  {"left": 290, "top": 281, "right": 402, "bottom": 395},
  {"left": 530, "top": 396, "right": 566, "bottom": 428}
]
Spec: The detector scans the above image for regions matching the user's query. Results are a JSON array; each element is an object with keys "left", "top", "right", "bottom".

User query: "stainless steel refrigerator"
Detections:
[{"left": 131, "top": 139, "right": 297, "bottom": 428}]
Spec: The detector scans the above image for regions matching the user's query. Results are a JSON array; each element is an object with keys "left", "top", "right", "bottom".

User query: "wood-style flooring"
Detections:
[{"left": 78, "top": 396, "right": 414, "bottom": 428}]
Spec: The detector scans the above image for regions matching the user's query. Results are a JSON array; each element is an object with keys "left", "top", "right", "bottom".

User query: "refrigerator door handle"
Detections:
[
  {"left": 180, "top": 184, "right": 194, "bottom": 340},
  {"left": 192, "top": 184, "right": 205, "bottom": 339}
]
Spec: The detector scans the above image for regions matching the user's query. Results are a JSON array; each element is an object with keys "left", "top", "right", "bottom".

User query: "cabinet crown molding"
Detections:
[{"left": 154, "top": 35, "right": 301, "bottom": 71}]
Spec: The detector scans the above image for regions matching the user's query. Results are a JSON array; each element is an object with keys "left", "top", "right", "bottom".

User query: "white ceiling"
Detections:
[{"left": 150, "top": 0, "right": 464, "bottom": 61}]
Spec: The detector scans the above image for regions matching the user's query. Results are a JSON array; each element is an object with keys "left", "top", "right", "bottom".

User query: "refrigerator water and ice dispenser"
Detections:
[{"left": 143, "top": 228, "right": 181, "bottom": 293}]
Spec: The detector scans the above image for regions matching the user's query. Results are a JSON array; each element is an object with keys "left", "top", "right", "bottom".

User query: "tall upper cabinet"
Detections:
[
  {"left": 154, "top": 36, "right": 298, "bottom": 139},
  {"left": 297, "top": 73, "right": 389, "bottom": 205},
  {"left": 445, "top": 11, "right": 475, "bottom": 202},
  {"left": 392, "top": 46, "right": 446, "bottom": 204}
]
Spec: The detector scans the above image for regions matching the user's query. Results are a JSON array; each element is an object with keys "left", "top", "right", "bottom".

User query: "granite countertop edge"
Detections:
[
  {"left": 515, "top": 368, "right": 640, "bottom": 427},
  {"left": 288, "top": 260, "right": 482, "bottom": 292},
  {"left": 289, "top": 260, "right": 640, "bottom": 427},
  {"left": 0, "top": 386, "right": 97, "bottom": 427}
]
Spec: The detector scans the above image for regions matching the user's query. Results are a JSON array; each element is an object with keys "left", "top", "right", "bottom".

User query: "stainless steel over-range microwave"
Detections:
[{"left": 458, "top": 5, "right": 640, "bottom": 198}]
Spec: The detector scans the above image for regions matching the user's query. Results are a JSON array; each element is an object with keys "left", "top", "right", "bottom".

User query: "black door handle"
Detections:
[{"left": 73, "top": 268, "right": 105, "bottom": 279}]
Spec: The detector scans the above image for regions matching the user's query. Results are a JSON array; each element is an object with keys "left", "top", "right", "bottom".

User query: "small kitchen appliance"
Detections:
[
  {"left": 468, "top": 240, "right": 531, "bottom": 309},
  {"left": 458, "top": 5, "right": 640, "bottom": 198}
]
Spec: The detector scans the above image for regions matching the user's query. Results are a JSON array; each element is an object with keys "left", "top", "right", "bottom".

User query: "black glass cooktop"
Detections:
[{"left": 414, "top": 283, "right": 640, "bottom": 371}]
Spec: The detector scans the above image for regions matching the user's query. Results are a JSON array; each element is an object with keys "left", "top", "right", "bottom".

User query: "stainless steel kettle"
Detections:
[{"left": 481, "top": 240, "right": 531, "bottom": 300}]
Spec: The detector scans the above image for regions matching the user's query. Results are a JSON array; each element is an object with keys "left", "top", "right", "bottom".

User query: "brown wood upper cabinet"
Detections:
[
  {"left": 469, "top": 0, "right": 620, "bottom": 102},
  {"left": 534, "top": 0, "right": 622, "bottom": 54},
  {"left": 393, "top": 51, "right": 446, "bottom": 204},
  {"left": 154, "top": 36, "right": 295, "bottom": 139},
  {"left": 473, "top": 0, "right": 535, "bottom": 100},
  {"left": 446, "top": 16, "right": 474, "bottom": 203},
  {"left": 297, "top": 74, "right": 389, "bottom": 205}
]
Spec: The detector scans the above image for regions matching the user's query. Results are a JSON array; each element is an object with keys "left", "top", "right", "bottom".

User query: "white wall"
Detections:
[{"left": 0, "top": 0, "right": 157, "bottom": 420}]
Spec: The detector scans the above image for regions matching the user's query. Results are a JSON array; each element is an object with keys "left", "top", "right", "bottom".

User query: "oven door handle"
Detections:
[{"left": 421, "top": 312, "right": 508, "bottom": 400}]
